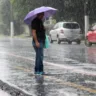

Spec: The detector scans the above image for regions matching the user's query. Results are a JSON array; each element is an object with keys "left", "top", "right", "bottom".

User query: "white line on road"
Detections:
[
  {"left": 59, "top": 90, "right": 78, "bottom": 96},
  {"left": 85, "top": 80, "right": 96, "bottom": 85},
  {"left": 6, "top": 53, "right": 96, "bottom": 77}
]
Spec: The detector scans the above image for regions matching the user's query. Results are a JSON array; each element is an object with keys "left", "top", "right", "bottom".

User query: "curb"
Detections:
[{"left": 0, "top": 79, "right": 32, "bottom": 96}]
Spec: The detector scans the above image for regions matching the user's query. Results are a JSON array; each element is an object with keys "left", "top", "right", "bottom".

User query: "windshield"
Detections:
[
  {"left": 63, "top": 23, "right": 79, "bottom": 29},
  {"left": 92, "top": 25, "right": 96, "bottom": 30}
]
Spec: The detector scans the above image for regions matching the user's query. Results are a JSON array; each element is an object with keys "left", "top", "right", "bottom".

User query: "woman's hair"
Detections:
[{"left": 37, "top": 12, "right": 44, "bottom": 16}]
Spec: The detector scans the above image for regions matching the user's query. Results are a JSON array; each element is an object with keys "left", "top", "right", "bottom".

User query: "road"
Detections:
[{"left": 0, "top": 37, "right": 96, "bottom": 96}]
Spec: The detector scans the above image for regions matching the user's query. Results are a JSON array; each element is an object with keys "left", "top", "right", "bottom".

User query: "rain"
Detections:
[{"left": 0, "top": 0, "right": 96, "bottom": 96}]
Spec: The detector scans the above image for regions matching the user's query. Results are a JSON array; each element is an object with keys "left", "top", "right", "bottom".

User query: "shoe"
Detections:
[
  {"left": 39, "top": 72, "right": 45, "bottom": 75},
  {"left": 35, "top": 72, "right": 40, "bottom": 75},
  {"left": 35, "top": 72, "right": 45, "bottom": 75}
]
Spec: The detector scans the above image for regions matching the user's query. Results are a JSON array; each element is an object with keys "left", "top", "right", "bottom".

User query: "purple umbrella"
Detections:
[{"left": 24, "top": 6, "right": 57, "bottom": 25}]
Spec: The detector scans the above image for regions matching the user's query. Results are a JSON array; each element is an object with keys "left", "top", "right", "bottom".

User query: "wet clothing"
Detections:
[
  {"left": 32, "top": 41, "right": 44, "bottom": 73},
  {"left": 31, "top": 17, "right": 45, "bottom": 73},
  {"left": 31, "top": 17, "right": 45, "bottom": 43}
]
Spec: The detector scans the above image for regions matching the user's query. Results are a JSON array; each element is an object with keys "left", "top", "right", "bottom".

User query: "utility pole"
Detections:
[
  {"left": 84, "top": 0, "right": 90, "bottom": 37},
  {"left": 10, "top": 1, "right": 14, "bottom": 38}
]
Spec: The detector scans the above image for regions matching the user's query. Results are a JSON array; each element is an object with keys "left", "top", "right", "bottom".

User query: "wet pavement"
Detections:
[
  {"left": 0, "top": 37, "right": 96, "bottom": 96},
  {"left": 0, "top": 89, "right": 11, "bottom": 96}
]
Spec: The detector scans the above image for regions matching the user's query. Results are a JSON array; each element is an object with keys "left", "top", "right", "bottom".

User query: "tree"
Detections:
[
  {"left": 0, "top": 0, "right": 11, "bottom": 35},
  {"left": 10, "top": 0, "right": 96, "bottom": 34}
]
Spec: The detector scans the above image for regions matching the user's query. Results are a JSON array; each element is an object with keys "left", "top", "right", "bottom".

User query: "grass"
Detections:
[
  {"left": 14, "top": 34, "right": 31, "bottom": 39},
  {"left": 0, "top": 34, "right": 31, "bottom": 39},
  {"left": 0, "top": 34, "right": 9, "bottom": 39}
]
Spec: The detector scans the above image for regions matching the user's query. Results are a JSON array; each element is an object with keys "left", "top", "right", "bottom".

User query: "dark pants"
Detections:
[{"left": 32, "top": 41, "right": 44, "bottom": 73}]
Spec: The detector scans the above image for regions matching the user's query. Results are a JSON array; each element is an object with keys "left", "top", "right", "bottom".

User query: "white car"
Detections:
[{"left": 49, "top": 22, "right": 82, "bottom": 44}]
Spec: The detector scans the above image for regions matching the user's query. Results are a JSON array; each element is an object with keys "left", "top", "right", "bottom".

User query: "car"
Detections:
[
  {"left": 49, "top": 22, "right": 82, "bottom": 44},
  {"left": 85, "top": 24, "right": 96, "bottom": 47}
]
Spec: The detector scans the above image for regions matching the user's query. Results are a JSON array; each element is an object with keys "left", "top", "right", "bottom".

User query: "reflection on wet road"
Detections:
[{"left": 0, "top": 38, "right": 96, "bottom": 96}]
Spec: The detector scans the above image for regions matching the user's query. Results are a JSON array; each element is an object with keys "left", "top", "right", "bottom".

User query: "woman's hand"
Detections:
[{"left": 35, "top": 41, "right": 40, "bottom": 48}]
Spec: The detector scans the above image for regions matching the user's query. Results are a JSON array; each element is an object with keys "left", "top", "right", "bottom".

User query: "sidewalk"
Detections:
[{"left": 0, "top": 89, "right": 11, "bottom": 96}]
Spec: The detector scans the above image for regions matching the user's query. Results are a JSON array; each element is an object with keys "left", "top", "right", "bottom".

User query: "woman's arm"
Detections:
[{"left": 32, "top": 29, "right": 40, "bottom": 48}]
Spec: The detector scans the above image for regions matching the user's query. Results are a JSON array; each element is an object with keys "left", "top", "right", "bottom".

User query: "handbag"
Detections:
[{"left": 44, "top": 35, "right": 50, "bottom": 48}]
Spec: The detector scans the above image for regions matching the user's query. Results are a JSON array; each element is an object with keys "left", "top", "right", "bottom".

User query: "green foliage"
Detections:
[
  {"left": 10, "top": 0, "right": 39, "bottom": 20},
  {"left": 0, "top": 0, "right": 10, "bottom": 35},
  {"left": 10, "top": 0, "right": 96, "bottom": 33},
  {"left": 10, "top": 0, "right": 15, "bottom": 4}
]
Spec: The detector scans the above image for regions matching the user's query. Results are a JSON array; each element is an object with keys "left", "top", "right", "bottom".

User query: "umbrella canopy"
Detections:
[{"left": 24, "top": 6, "right": 57, "bottom": 25}]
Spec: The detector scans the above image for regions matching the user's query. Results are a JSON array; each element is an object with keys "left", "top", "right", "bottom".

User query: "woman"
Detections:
[{"left": 31, "top": 12, "right": 45, "bottom": 75}]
